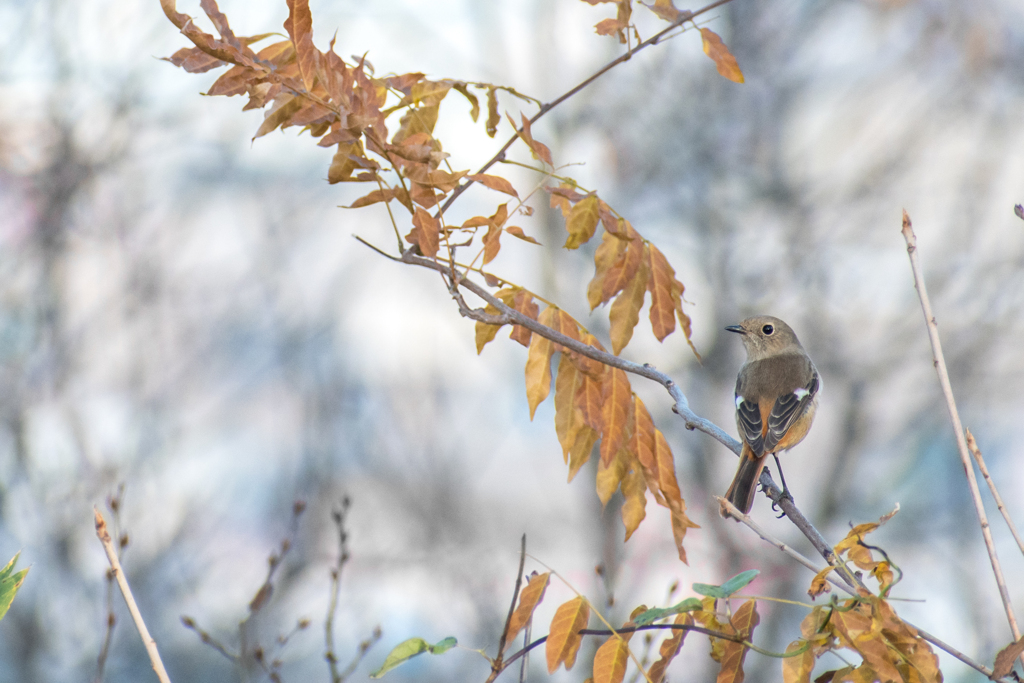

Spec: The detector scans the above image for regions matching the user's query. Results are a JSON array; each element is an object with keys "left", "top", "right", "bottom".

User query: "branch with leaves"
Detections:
[{"left": 156, "top": 2, "right": 1018, "bottom": 681}]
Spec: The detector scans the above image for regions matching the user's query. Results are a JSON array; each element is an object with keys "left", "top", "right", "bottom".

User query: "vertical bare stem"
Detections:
[
  {"left": 93, "top": 508, "right": 173, "bottom": 683},
  {"left": 900, "top": 211, "right": 1022, "bottom": 665}
]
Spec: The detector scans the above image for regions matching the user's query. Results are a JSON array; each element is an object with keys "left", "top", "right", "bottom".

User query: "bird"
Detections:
[{"left": 721, "top": 316, "right": 820, "bottom": 516}]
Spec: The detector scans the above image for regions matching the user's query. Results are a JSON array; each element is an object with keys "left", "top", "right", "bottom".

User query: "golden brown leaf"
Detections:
[
  {"left": 547, "top": 597, "right": 590, "bottom": 673},
  {"left": 807, "top": 566, "right": 833, "bottom": 599},
  {"left": 716, "top": 600, "right": 759, "bottom": 683},
  {"left": 565, "top": 195, "right": 601, "bottom": 250},
  {"left": 407, "top": 207, "right": 440, "bottom": 258},
  {"left": 483, "top": 224, "right": 502, "bottom": 265},
  {"left": 656, "top": 429, "right": 698, "bottom": 564},
  {"left": 575, "top": 373, "right": 605, "bottom": 433},
  {"left": 452, "top": 82, "right": 480, "bottom": 121},
  {"left": 485, "top": 86, "right": 500, "bottom": 137},
  {"left": 644, "top": 0, "right": 681, "bottom": 22},
  {"left": 645, "top": 243, "right": 677, "bottom": 341},
  {"left": 513, "top": 112, "right": 554, "bottom": 166},
  {"left": 596, "top": 445, "right": 627, "bottom": 506},
  {"left": 504, "top": 572, "right": 551, "bottom": 645},
  {"left": 346, "top": 187, "right": 412, "bottom": 211},
  {"left": 600, "top": 233, "right": 642, "bottom": 304},
  {"left": 568, "top": 426, "right": 598, "bottom": 482},
  {"left": 599, "top": 369, "right": 632, "bottom": 466},
  {"left": 699, "top": 28, "right": 745, "bottom": 84},
  {"left": 506, "top": 287, "right": 538, "bottom": 347},
  {"left": 593, "top": 633, "right": 631, "bottom": 683},
  {"left": 206, "top": 64, "right": 252, "bottom": 96},
  {"left": 554, "top": 354, "right": 583, "bottom": 460},
  {"left": 475, "top": 318, "right": 503, "bottom": 355},
  {"left": 630, "top": 396, "right": 664, "bottom": 505},
  {"left": 467, "top": 173, "right": 519, "bottom": 198},
  {"left": 254, "top": 95, "right": 303, "bottom": 139},
  {"left": 647, "top": 613, "right": 692, "bottom": 683},
  {"left": 525, "top": 318, "right": 555, "bottom": 420},
  {"left": 285, "top": 0, "right": 318, "bottom": 91},
  {"left": 671, "top": 278, "right": 700, "bottom": 360},
  {"left": 588, "top": 230, "right": 630, "bottom": 310},
  {"left": 504, "top": 226, "right": 541, "bottom": 245},
  {"left": 782, "top": 640, "right": 814, "bottom": 683},
  {"left": 608, "top": 256, "right": 649, "bottom": 354},
  {"left": 165, "top": 46, "right": 225, "bottom": 73},
  {"left": 621, "top": 464, "right": 647, "bottom": 541},
  {"left": 830, "top": 604, "right": 902, "bottom": 683},
  {"left": 328, "top": 140, "right": 368, "bottom": 184}
]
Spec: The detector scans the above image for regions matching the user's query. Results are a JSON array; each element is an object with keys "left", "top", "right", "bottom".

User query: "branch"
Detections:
[
  {"left": 94, "top": 508, "right": 173, "bottom": 683},
  {"left": 966, "top": 430, "right": 1024, "bottom": 557},
  {"left": 397, "top": 247, "right": 841, "bottom": 570},
  {"left": 900, "top": 211, "right": 1023, "bottom": 660},
  {"left": 437, "top": 0, "right": 738, "bottom": 216}
]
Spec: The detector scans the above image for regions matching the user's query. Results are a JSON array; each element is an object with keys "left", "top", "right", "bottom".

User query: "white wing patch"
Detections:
[
  {"left": 735, "top": 395, "right": 744, "bottom": 409},
  {"left": 793, "top": 388, "right": 809, "bottom": 400}
]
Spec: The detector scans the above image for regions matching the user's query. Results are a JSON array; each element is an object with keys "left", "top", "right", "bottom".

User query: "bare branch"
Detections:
[
  {"left": 94, "top": 508, "right": 173, "bottom": 683},
  {"left": 901, "top": 211, "right": 1022, "bottom": 660},
  {"left": 966, "top": 430, "right": 1024, "bottom": 557},
  {"left": 437, "top": 0, "right": 738, "bottom": 216}
]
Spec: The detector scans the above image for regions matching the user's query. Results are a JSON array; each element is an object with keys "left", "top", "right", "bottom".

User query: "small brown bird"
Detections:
[{"left": 722, "top": 316, "right": 820, "bottom": 516}]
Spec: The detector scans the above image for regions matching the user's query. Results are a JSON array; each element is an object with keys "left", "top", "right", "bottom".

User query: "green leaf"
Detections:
[
  {"left": 0, "top": 552, "right": 28, "bottom": 622},
  {"left": 693, "top": 570, "right": 759, "bottom": 599},
  {"left": 370, "top": 636, "right": 459, "bottom": 678},
  {"left": 633, "top": 598, "right": 702, "bottom": 626}
]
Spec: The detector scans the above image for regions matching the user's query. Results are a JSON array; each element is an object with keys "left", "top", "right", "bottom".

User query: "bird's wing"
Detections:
[{"left": 763, "top": 371, "right": 820, "bottom": 453}]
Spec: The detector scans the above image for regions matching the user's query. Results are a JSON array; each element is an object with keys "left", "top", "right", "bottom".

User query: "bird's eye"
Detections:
[{"left": 762, "top": 324, "right": 774, "bottom": 335}]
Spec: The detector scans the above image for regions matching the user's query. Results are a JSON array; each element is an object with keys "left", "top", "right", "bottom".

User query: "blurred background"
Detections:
[{"left": 1, "top": 0, "right": 1023, "bottom": 681}]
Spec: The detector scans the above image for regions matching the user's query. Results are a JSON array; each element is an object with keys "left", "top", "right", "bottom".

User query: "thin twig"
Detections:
[
  {"left": 716, "top": 497, "right": 859, "bottom": 593},
  {"left": 94, "top": 485, "right": 127, "bottom": 683},
  {"left": 900, "top": 211, "right": 1023, "bottom": 665},
  {"left": 485, "top": 535, "right": 528, "bottom": 683},
  {"left": 966, "top": 430, "right": 1024, "bottom": 557},
  {"left": 436, "top": 0, "right": 737, "bottom": 216},
  {"left": 326, "top": 496, "right": 354, "bottom": 683},
  {"left": 94, "top": 508, "right": 172, "bottom": 683}
]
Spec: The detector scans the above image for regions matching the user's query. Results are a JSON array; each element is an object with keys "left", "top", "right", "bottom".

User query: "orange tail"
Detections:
[{"left": 724, "top": 444, "right": 768, "bottom": 516}]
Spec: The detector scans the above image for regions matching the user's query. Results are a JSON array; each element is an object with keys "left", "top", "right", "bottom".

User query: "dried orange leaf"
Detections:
[
  {"left": 575, "top": 373, "right": 604, "bottom": 433},
  {"left": 588, "top": 230, "right": 630, "bottom": 309},
  {"left": 568, "top": 426, "right": 598, "bottom": 482},
  {"left": 644, "top": 0, "right": 681, "bottom": 22},
  {"left": 507, "top": 112, "right": 553, "bottom": 166},
  {"left": 504, "top": 572, "right": 551, "bottom": 645},
  {"left": 807, "top": 566, "right": 833, "bottom": 599},
  {"left": 596, "top": 445, "right": 627, "bottom": 506},
  {"left": 781, "top": 640, "right": 814, "bottom": 683},
  {"left": 485, "top": 86, "right": 500, "bottom": 137},
  {"left": 483, "top": 223, "right": 502, "bottom": 265},
  {"left": 630, "top": 396, "right": 664, "bottom": 505},
  {"left": 525, "top": 321, "right": 555, "bottom": 420},
  {"left": 601, "top": 233, "right": 642, "bottom": 303},
  {"left": 554, "top": 355, "right": 583, "bottom": 460},
  {"left": 656, "top": 429, "right": 698, "bottom": 564},
  {"left": 547, "top": 597, "right": 590, "bottom": 673},
  {"left": 599, "top": 369, "right": 632, "bottom": 466},
  {"left": 254, "top": 95, "right": 303, "bottom": 139},
  {"left": 565, "top": 195, "right": 601, "bottom": 250},
  {"left": 507, "top": 288, "right": 539, "bottom": 347},
  {"left": 621, "top": 465, "right": 647, "bottom": 541},
  {"left": 699, "top": 28, "right": 744, "bottom": 84},
  {"left": 405, "top": 207, "right": 440, "bottom": 258},
  {"left": 467, "top": 173, "right": 519, "bottom": 198},
  {"left": 593, "top": 632, "right": 631, "bottom": 683},
  {"left": 648, "top": 613, "right": 692, "bottom": 683},
  {"left": 645, "top": 243, "right": 677, "bottom": 341},
  {"left": 285, "top": 0, "right": 318, "bottom": 91},
  {"left": 608, "top": 257, "right": 649, "bottom": 354},
  {"left": 504, "top": 226, "right": 541, "bottom": 245},
  {"left": 717, "top": 600, "right": 759, "bottom": 683}
]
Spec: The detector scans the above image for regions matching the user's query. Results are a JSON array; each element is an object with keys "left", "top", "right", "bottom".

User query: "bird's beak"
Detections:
[{"left": 725, "top": 324, "right": 745, "bottom": 335}]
